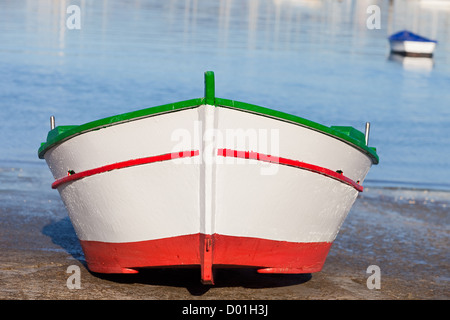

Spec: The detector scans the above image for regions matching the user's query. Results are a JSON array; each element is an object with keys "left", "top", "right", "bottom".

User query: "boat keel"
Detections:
[
  {"left": 200, "top": 234, "right": 214, "bottom": 285},
  {"left": 80, "top": 233, "right": 332, "bottom": 284}
]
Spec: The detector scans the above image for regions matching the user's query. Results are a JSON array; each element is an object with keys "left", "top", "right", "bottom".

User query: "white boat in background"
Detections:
[
  {"left": 420, "top": 0, "right": 450, "bottom": 10},
  {"left": 388, "top": 30, "right": 437, "bottom": 57},
  {"left": 38, "top": 71, "right": 379, "bottom": 284}
]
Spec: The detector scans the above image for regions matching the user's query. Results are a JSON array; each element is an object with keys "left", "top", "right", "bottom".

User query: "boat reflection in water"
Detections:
[{"left": 388, "top": 53, "right": 434, "bottom": 72}]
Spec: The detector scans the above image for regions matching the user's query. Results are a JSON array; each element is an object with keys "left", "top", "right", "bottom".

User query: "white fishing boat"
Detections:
[
  {"left": 38, "top": 71, "right": 379, "bottom": 284},
  {"left": 388, "top": 30, "right": 437, "bottom": 57}
]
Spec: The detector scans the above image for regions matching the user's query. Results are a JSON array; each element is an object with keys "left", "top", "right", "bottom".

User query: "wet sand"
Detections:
[{"left": 0, "top": 186, "right": 448, "bottom": 300}]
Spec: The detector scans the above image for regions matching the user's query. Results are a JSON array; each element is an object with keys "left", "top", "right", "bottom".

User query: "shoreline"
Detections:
[{"left": 0, "top": 187, "right": 448, "bottom": 299}]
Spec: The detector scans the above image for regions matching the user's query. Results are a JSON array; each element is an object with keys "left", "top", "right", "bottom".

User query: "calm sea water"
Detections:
[{"left": 1, "top": 0, "right": 449, "bottom": 195}]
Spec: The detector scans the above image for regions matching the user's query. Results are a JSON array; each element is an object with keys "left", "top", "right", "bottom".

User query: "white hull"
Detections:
[
  {"left": 45, "top": 105, "right": 371, "bottom": 244},
  {"left": 389, "top": 40, "right": 436, "bottom": 55}
]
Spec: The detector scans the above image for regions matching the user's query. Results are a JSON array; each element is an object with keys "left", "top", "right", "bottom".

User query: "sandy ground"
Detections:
[{"left": 0, "top": 187, "right": 448, "bottom": 301}]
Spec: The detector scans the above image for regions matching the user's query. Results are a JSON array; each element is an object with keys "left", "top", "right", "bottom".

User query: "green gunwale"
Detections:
[
  {"left": 38, "top": 71, "right": 379, "bottom": 164},
  {"left": 38, "top": 98, "right": 205, "bottom": 159},
  {"left": 215, "top": 97, "right": 378, "bottom": 164}
]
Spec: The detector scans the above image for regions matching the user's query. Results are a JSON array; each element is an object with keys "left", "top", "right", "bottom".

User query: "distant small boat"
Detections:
[
  {"left": 38, "top": 71, "right": 379, "bottom": 284},
  {"left": 388, "top": 30, "right": 437, "bottom": 57},
  {"left": 420, "top": 0, "right": 450, "bottom": 10}
]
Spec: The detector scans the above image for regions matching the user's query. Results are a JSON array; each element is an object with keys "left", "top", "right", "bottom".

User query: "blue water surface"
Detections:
[{"left": 0, "top": 0, "right": 449, "bottom": 192}]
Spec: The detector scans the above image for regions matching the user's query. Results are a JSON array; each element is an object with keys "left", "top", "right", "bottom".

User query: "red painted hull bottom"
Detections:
[{"left": 80, "top": 234, "right": 333, "bottom": 284}]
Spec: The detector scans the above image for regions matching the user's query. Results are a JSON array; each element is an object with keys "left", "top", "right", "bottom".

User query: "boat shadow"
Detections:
[
  {"left": 95, "top": 268, "right": 312, "bottom": 296},
  {"left": 42, "top": 216, "right": 86, "bottom": 265},
  {"left": 42, "top": 217, "right": 312, "bottom": 295}
]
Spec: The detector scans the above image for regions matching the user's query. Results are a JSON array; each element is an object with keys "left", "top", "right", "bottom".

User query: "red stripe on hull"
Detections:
[
  {"left": 80, "top": 234, "right": 332, "bottom": 280},
  {"left": 52, "top": 148, "right": 362, "bottom": 192},
  {"left": 52, "top": 150, "right": 200, "bottom": 189},
  {"left": 217, "top": 148, "right": 363, "bottom": 192}
]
